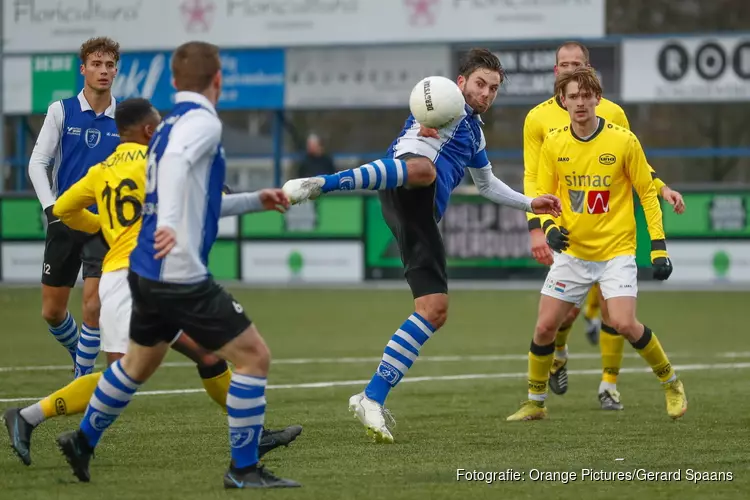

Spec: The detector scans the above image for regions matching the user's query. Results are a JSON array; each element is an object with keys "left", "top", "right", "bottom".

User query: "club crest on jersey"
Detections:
[
  {"left": 599, "top": 153, "right": 616, "bottom": 165},
  {"left": 587, "top": 190, "right": 610, "bottom": 214},
  {"left": 377, "top": 361, "right": 401, "bottom": 386},
  {"left": 85, "top": 128, "right": 102, "bottom": 148}
]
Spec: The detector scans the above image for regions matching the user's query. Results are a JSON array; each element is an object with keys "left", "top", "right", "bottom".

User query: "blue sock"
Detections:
[
  {"left": 49, "top": 311, "right": 79, "bottom": 363},
  {"left": 227, "top": 373, "right": 266, "bottom": 469},
  {"left": 320, "top": 159, "right": 408, "bottom": 193},
  {"left": 79, "top": 360, "right": 140, "bottom": 448},
  {"left": 365, "top": 313, "right": 436, "bottom": 405},
  {"left": 75, "top": 324, "right": 101, "bottom": 378}
]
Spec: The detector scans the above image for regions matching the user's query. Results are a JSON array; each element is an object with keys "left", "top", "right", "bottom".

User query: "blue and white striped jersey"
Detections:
[
  {"left": 130, "top": 92, "right": 226, "bottom": 284},
  {"left": 387, "top": 103, "right": 490, "bottom": 220}
]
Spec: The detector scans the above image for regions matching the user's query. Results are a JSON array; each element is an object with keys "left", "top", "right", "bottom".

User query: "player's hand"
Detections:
[
  {"left": 44, "top": 205, "right": 60, "bottom": 225},
  {"left": 546, "top": 226, "right": 570, "bottom": 252},
  {"left": 530, "top": 228, "right": 554, "bottom": 266},
  {"left": 652, "top": 256, "right": 673, "bottom": 281},
  {"left": 258, "top": 189, "right": 290, "bottom": 213},
  {"left": 531, "top": 194, "right": 562, "bottom": 217},
  {"left": 660, "top": 186, "right": 685, "bottom": 214},
  {"left": 417, "top": 124, "right": 440, "bottom": 139},
  {"left": 154, "top": 227, "right": 177, "bottom": 260}
]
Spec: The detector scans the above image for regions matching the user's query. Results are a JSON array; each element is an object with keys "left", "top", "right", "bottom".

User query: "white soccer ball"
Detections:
[{"left": 409, "top": 76, "right": 466, "bottom": 129}]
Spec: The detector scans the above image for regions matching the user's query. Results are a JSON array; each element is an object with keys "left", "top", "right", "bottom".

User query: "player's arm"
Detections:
[
  {"left": 220, "top": 190, "right": 289, "bottom": 216},
  {"left": 625, "top": 134, "right": 672, "bottom": 278},
  {"left": 523, "top": 113, "right": 545, "bottom": 227},
  {"left": 28, "top": 101, "right": 63, "bottom": 211},
  {"left": 536, "top": 141, "right": 569, "bottom": 252},
  {"left": 52, "top": 169, "right": 101, "bottom": 234}
]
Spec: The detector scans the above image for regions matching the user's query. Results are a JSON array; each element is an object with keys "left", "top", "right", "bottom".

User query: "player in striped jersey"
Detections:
[{"left": 282, "top": 49, "right": 561, "bottom": 443}]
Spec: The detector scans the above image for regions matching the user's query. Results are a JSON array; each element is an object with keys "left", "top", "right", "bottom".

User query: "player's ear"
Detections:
[
  {"left": 457, "top": 75, "right": 466, "bottom": 91},
  {"left": 80, "top": 63, "right": 86, "bottom": 76},
  {"left": 553, "top": 65, "right": 558, "bottom": 77}
]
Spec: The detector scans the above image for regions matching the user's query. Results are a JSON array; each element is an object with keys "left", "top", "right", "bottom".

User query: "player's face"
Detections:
[
  {"left": 458, "top": 69, "right": 501, "bottom": 114},
  {"left": 81, "top": 52, "right": 118, "bottom": 93},
  {"left": 554, "top": 46, "right": 587, "bottom": 77},
  {"left": 561, "top": 81, "right": 600, "bottom": 124}
]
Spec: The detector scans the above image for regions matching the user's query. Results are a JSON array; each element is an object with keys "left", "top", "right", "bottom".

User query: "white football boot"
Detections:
[
  {"left": 348, "top": 392, "right": 395, "bottom": 444},
  {"left": 282, "top": 177, "right": 325, "bottom": 205}
]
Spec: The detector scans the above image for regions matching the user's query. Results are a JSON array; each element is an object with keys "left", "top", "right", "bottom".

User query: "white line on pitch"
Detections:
[{"left": 1, "top": 361, "right": 748, "bottom": 403}]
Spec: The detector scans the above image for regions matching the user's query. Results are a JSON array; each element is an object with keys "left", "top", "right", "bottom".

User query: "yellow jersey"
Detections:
[
  {"left": 54, "top": 143, "right": 147, "bottom": 274},
  {"left": 536, "top": 119, "right": 667, "bottom": 262},
  {"left": 523, "top": 96, "right": 665, "bottom": 229}
]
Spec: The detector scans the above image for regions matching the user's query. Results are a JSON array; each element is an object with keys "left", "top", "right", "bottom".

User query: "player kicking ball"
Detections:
[
  {"left": 283, "top": 49, "right": 561, "bottom": 443},
  {"left": 3, "top": 98, "right": 302, "bottom": 467},
  {"left": 506, "top": 67, "right": 687, "bottom": 422}
]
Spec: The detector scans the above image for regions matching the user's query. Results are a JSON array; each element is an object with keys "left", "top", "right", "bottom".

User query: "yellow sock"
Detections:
[
  {"left": 631, "top": 327, "right": 675, "bottom": 383},
  {"left": 39, "top": 372, "right": 102, "bottom": 418},
  {"left": 198, "top": 361, "right": 232, "bottom": 410},
  {"left": 583, "top": 285, "right": 601, "bottom": 319},
  {"left": 528, "top": 341, "right": 556, "bottom": 401},
  {"left": 554, "top": 325, "right": 572, "bottom": 358},
  {"left": 600, "top": 324, "right": 624, "bottom": 384}
]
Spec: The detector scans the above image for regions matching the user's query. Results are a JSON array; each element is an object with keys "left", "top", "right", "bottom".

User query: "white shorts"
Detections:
[
  {"left": 98, "top": 269, "right": 132, "bottom": 354},
  {"left": 541, "top": 253, "right": 638, "bottom": 307}
]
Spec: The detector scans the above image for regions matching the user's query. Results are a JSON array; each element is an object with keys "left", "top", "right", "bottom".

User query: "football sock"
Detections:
[
  {"left": 198, "top": 360, "right": 232, "bottom": 410},
  {"left": 49, "top": 311, "right": 79, "bottom": 363},
  {"left": 600, "top": 323, "right": 624, "bottom": 389},
  {"left": 74, "top": 323, "right": 101, "bottom": 377},
  {"left": 583, "top": 285, "right": 601, "bottom": 319},
  {"left": 630, "top": 326, "right": 676, "bottom": 383},
  {"left": 365, "top": 313, "right": 436, "bottom": 405},
  {"left": 227, "top": 373, "right": 266, "bottom": 469},
  {"left": 528, "top": 340, "right": 555, "bottom": 402},
  {"left": 320, "top": 159, "right": 408, "bottom": 193},
  {"left": 554, "top": 324, "right": 572, "bottom": 360},
  {"left": 20, "top": 372, "right": 103, "bottom": 427},
  {"left": 80, "top": 360, "right": 141, "bottom": 448}
]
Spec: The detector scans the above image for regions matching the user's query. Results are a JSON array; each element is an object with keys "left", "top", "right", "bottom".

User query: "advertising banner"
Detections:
[
  {"left": 3, "top": 55, "right": 79, "bottom": 115},
  {"left": 622, "top": 36, "right": 750, "bottom": 102},
  {"left": 455, "top": 43, "right": 619, "bottom": 105},
  {"left": 285, "top": 45, "right": 451, "bottom": 109},
  {"left": 4, "top": 0, "right": 605, "bottom": 54},
  {"left": 1, "top": 243, "right": 49, "bottom": 281},
  {"left": 112, "top": 49, "right": 284, "bottom": 110},
  {"left": 241, "top": 242, "right": 363, "bottom": 283},
  {"left": 668, "top": 242, "right": 750, "bottom": 283},
  {"left": 663, "top": 192, "right": 750, "bottom": 238}
]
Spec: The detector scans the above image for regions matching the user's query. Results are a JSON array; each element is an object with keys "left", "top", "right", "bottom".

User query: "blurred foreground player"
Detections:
[
  {"left": 506, "top": 68, "right": 687, "bottom": 422},
  {"left": 4, "top": 98, "right": 301, "bottom": 467}
]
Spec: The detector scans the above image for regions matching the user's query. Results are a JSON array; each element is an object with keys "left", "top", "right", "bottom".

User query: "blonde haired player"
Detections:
[
  {"left": 506, "top": 67, "right": 687, "bottom": 422},
  {"left": 522, "top": 42, "right": 685, "bottom": 410},
  {"left": 3, "top": 98, "right": 301, "bottom": 467}
]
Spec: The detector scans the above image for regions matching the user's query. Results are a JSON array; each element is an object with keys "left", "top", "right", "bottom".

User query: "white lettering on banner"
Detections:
[
  {"left": 3, "top": 0, "right": 605, "bottom": 53},
  {"left": 112, "top": 54, "right": 166, "bottom": 101},
  {"left": 441, "top": 204, "right": 532, "bottom": 260},
  {"left": 622, "top": 36, "right": 750, "bottom": 102}
]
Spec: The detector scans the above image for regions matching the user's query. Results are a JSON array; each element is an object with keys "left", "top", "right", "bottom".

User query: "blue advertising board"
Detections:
[{"left": 110, "top": 49, "right": 285, "bottom": 110}]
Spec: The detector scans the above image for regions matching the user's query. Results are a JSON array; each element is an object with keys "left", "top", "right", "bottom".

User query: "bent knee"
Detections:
[
  {"left": 41, "top": 304, "right": 68, "bottom": 326},
  {"left": 415, "top": 295, "right": 448, "bottom": 330},
  {"left": 406, "top": 157, "right": 437, "bottom": 187}
]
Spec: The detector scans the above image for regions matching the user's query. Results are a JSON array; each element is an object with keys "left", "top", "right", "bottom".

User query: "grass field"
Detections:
[{"left": 0, "top": 286, "right": 748, "bottom": 499}]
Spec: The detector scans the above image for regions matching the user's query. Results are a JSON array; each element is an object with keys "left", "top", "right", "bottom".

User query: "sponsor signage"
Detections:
[
  {"left": 1, "top": 243, "right": 52, "bottom": 281},
  {"left": 241, "top": 242, "right": 363, "bottom": 283},
  {"left": 458, "top": 43, "right": 619, "bottom": 104},
  {"left": 112, "top": 49, "right": 284, "bottom": 110},
  {"left": 622, "top": 36, "right": 750, "bottom": 102},
  {"left": 663, "top": 192, "right": 750, "bottom": 238},
  {"left": 4, "top": 0, "right": 605, "bottom": 53},
  {"left": 667, "top": 242, "right": 750, "bottom": 283},
  {"left": 242, "top": 196, "right": 363, "bottom": 238}
]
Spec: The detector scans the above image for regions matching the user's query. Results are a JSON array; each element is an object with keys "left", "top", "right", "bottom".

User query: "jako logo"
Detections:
[
  {"left": 599, "top": 153, "right": 616, "bottom": 165},
  {"left": 404, "top": 0, "right": 440, "bottom": 26},
  {"left": 558, "top": 157, "right": 570, "bottom": 162},
  {"left": 181, "top": 0, "right": 215, "bottom": 32},
  {"left": 587, "top": 190, "right": 610, "bottom": 214}
]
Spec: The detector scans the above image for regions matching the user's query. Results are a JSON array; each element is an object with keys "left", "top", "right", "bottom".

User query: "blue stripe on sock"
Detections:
[
  {"left": 390, "top": 334, "right": 421, "bottom": 356},
  {"left": 103, "top": 369, "right": 138, "bottom": 395},
  {"left": 384, "top": 347, "right": 414, "bottom": 369},
  {"left": 400, "top": 321, "right": 430, "bottom": 344},
  {"left": 412, "top": 312, "right": 436, "bottom": 332},
  {"left": 55, "top": 327, "right": 78, "bottom": 342},
  {"left": 78, "top": 336, "right": 100, "bottom": 347},
  {"left": 361, "top": 166, "right": 370, "bottom": 188},
  {"left": 77, "top": 351, "right": 99, "bottom": 360},
  {"left": 93, "top": 387, "right": 130, "bottom": 409},
  {"left": 50, "top": 313, "right": 74, "bottom": 333},
  {"left": 227, "top": 404, "right": 266, "bottom": 419},
  {"left": 82, "top": 324, "right": 100, "bottom": 333},
  {"left": 373, "top": 162, "right": 383, "bottom": 189},
  {"left": 228, "top": 384, "right": 265, "bottom": 399}
]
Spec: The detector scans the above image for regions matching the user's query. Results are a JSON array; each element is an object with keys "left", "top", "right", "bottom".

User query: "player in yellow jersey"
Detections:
[
  {"left": 507, "top": 68, "right": 687, "bottom": 422},
  {"left": 523, "top": 42, "right": 686, "bottom": 410},
  {"left": 3, "top": 99, "right": 301, "bottom": 466}
]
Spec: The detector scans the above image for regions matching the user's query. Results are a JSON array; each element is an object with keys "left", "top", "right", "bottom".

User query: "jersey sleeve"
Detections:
[
  {"left": 29, "top": 101, "right": 63, "bottom": 209},
  {"left": 612, "top": 105, "right": 666, "bottom": 195},
  {"left": 52, "top": 167, "right": 101, "bottom": 234},
  {"left": 523, "top": 112, "right": 544, "bottom": 228},
  {"left": 625, "top": 134, "right": 666, "bottom": 255},
  {"left": 536, "top": 139, "right": 559, "bottom": 231},
  {"left": 468, "top": 128, "right": 490, "bottom": 169}
]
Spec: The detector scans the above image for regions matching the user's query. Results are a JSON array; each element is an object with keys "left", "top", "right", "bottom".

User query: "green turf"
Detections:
[{"left": 1, "top": 286, "right": 748, "bottom": 499}]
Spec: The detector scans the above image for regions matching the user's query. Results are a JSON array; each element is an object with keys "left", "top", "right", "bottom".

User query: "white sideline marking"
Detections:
[
  {"left": 0, "top": 351, "right": 741, "bottom": 374},
  {"left": 1, "top": 362, "right": 748, "bottom": 403}
]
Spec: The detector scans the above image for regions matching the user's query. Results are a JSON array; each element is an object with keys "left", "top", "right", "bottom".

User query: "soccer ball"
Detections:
[{"left": 409, "top": 76, "right": 466, "bottom": 129}]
